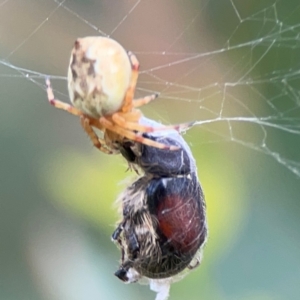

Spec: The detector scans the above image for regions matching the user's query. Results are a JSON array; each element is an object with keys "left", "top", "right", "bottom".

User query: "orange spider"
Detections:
[{"left": 46, "top": 36, "right": 193, "bottom": 154}]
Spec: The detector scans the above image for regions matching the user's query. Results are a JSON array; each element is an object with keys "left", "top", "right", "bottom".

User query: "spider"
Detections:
[{"left": 46, "top": 36, "right": 194, "bottom": 154}]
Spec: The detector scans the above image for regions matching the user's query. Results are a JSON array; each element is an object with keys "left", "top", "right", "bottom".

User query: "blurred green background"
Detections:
[{"left": 0, "top": 0, "right": 300, "bottom": 300}]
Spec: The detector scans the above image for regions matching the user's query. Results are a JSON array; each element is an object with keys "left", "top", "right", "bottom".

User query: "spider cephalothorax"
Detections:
[
  {"left": 47, "top": 36, "right": 194, "bottom": 154},
  {"left": 112, "top": 118, "right": 207, "bottom": 300}
]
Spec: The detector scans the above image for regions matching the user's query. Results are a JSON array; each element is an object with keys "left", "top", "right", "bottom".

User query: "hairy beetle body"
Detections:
[{"left": 112, "top": 117, "right": 207, "bottom": 295}]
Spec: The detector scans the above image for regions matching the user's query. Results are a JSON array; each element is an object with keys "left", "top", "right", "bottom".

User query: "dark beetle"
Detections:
[{"left": 112, "top": 117, "right": 207, "bottom": 283}]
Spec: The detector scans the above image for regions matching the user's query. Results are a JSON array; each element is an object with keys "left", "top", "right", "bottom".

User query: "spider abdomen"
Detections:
[{"left": 67, "top": 37, "right": 132, "bottom": 118}]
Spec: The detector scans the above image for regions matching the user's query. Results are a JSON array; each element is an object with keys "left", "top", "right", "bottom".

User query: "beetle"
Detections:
[{"left": 112, "top": 117, "right": 208, "bottom": 300}]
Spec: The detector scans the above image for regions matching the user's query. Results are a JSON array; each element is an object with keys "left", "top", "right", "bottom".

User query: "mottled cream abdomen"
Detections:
[{"left": 67, "top": 36, "right": 132, "bottom": 118}]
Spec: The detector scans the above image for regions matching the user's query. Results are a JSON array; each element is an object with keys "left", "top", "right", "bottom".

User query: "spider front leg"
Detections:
[
  {"left": 112, "top": 112, "right": 195, "bottom": 134},
  {"left": 80, "top": 116, "right": 118, "bottom": 155},
  {"left": 46, "top": 78, "right": 82, "bottom": 116},
  {"left": 46, "top": 78, "right": 118, "bottom": 155},
  {"left": 122, "top": 52, "right": 159, "bottom": 113},
  {"left": 100, "top": 117, "right": 179, "bottom": 150},
  {"left": 121, "top": 52, "right": 139, "bottom": 113},
  {"left": 133, "top": 93, "right": 159, "bottom": 108}
]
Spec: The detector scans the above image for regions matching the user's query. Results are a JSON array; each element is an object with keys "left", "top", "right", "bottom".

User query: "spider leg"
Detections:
[
  {"left": 100, "top": 117, "right": 179, "bottom": 150},
  {"left": 80, "top": 116, "right": 117, "bottom": 154},
  {"left": 133, "top": 93, "right": 159, "bottom": 108},
  {"left": 112, "top": 113, "right": 196, "bottom": 134},
  {"left": 121, "top": 51, "right": 139, "bottom": 113},
  {"left": 46, "top": 78, "right": 82, "bottom": 116},
  {"left": 117, "top": 109, "right": 141, "bottom": 123}
]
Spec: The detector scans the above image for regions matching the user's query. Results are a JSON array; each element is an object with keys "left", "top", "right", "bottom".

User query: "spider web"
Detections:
[{"left": 0, "top": 0, "right": 300, "bottom": 177}]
